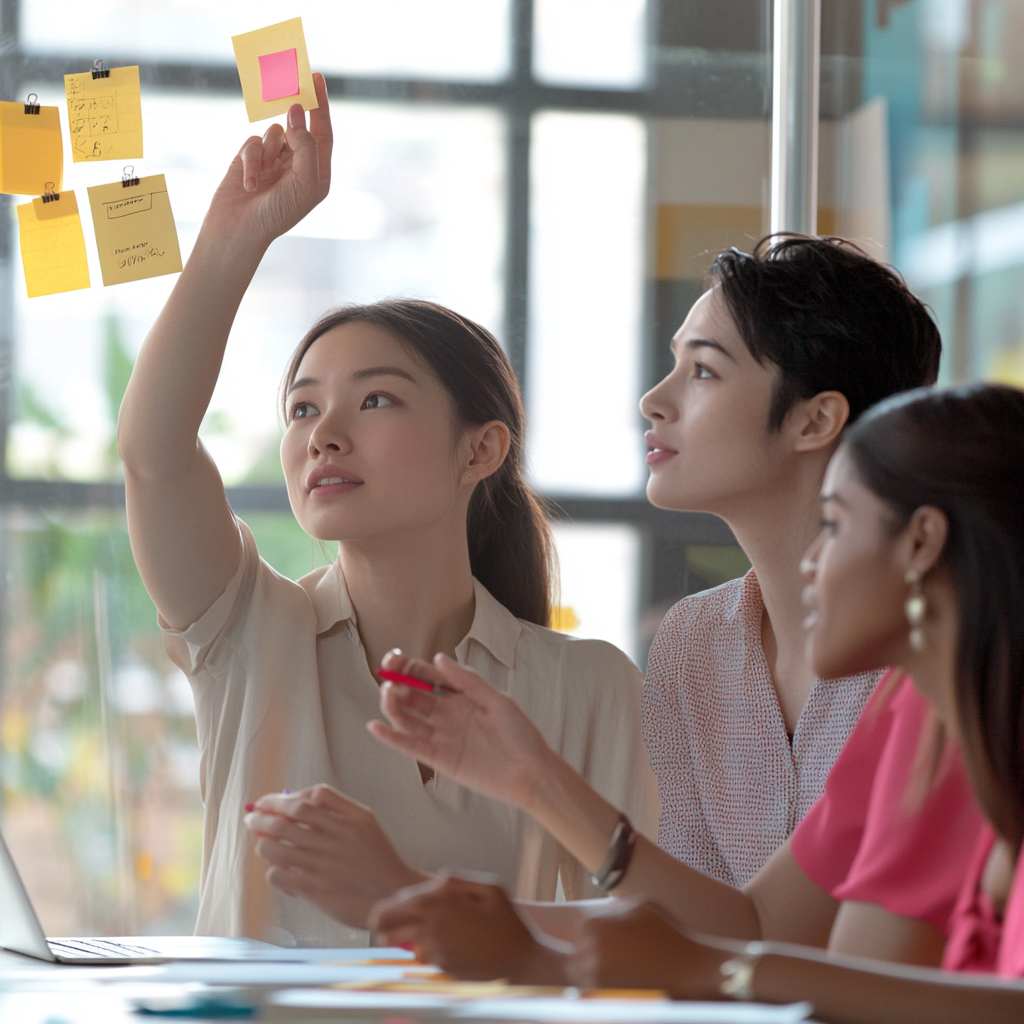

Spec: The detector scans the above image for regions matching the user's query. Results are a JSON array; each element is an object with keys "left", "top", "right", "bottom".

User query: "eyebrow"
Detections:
[
  {"left": 681, "top": 338, "right": 738, "bottom": 363},
  {"left": 287, "top": 366, "right": 418, "bottom": 395}
]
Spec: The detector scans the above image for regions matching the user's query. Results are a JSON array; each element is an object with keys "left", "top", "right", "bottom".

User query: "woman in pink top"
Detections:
[{"left": 543, "top": 384, "right": 1024, "bottom": 1019}]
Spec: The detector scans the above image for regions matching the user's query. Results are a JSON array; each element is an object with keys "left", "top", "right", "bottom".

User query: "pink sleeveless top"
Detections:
[{"left": 791, "top": 672, "right": 985, "bottom": 933}]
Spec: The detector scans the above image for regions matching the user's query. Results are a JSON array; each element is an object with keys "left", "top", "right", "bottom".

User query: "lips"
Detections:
[
  {"left": 644, "top": 430, "right": 678, "bottom": 456},
  {"left": 305, "top": 464, "right": 365, "bottom": 494}
]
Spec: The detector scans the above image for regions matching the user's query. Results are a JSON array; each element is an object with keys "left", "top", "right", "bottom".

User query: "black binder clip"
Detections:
[
  {"left": 91, "top": 59, "right": 111, "bottom": 80},
  {"left": 122, "top": 165, "right": 140, "bottom": 188},
  {"left": 41, "top": 182, "right": 60, "bottom": 204},
  {"left": 24, "top": 92, "right": 40, "bottom": 115}
]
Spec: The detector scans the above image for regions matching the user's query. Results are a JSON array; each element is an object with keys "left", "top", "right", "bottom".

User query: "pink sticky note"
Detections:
[{"left": 258, "top": 48, "right": 300, "bottom": 101}]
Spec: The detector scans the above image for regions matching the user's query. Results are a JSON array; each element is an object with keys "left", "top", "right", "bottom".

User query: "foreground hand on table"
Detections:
[
  {"left": 370, "top": 874, "right": 571, "bottom": 983},
  {"left": 568, "top": 899, "right": 736, "bottom": 999},
  {"left": 244, "top": 784, "right": 427, "bottom": 928},
  {"left": 367, "top": 651, "right": 557, "bottom": 812}
]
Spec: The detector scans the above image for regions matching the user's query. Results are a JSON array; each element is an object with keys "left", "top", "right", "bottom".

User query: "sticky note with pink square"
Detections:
[{"left": 232, "top": 17, "right": 317, "bottom": 123}]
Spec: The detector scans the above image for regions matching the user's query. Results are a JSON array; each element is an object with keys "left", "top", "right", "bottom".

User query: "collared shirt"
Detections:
[
  {"left": 642, "top": 571, "right": 879, "bottom": 887},
  {"left": 163, "top": 518, "right": 659, "bottom": 946}
]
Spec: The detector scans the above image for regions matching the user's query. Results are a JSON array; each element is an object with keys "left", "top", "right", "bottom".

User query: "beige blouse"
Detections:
[
  {"left": 643, "top": 571, "right": 879, "bottom": 888},
  {"left": 164, "top": 519, "right": 659, "bottom": 946}
]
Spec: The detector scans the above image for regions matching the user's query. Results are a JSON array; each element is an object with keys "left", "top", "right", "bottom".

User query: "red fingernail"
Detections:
[
  {"left": 398, "top": 942, "right": 415, "bottom": 952},
  {"left": 244, "top": 802, "right": 255, "bottom": 813}
]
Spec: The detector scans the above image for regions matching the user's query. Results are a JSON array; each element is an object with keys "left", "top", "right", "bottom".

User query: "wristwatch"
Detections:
[{"left": 590, "top": 814, "right": 637, "bottom": 892}]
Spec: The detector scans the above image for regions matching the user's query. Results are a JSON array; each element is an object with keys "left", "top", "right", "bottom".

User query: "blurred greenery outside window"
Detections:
[{"left": 5, "top": 0, "right": 1024, "bottom": 936}]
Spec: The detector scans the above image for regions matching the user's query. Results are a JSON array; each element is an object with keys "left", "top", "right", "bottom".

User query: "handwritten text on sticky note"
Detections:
[
  {"left": 87, "top": 174, "right": 183, "bottom": 286},
  {"left": 64, "top": 65, "right": 144, "bottom": 162}
]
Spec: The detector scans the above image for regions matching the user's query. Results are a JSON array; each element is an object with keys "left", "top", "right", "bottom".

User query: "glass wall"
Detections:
[{"left": 0, "top": 0, "right": 779, "bottom": 934}]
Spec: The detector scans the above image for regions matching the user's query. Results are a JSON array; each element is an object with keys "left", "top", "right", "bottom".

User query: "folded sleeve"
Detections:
[
  {"left": 160, "top": 517, "right": 257, "bottom": 677},
  {"left": 830, "top": 683, "right": 986, "bottom": 933}
]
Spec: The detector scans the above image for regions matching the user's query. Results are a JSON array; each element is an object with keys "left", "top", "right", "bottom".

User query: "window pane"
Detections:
[
  {"left": 823, "top": 0, "right": 1024, "bottom": 386},
  {"left": 527, "top": 112, "right": 646, "bottom": 496},
  {"left": 0, "top": 509, "right": 328, "bottom": 934},
  {"left": 22, "top": 0, "right": 511, "bottom": 82},
  {"left": 9, "top": 92, "right": 504, "bottom": 483},
  {"left": 533, "top": 0, "right": 648, "bottom": 89},
  {"left": 551, "top": 522, "right": 640, "bottom": 663}
]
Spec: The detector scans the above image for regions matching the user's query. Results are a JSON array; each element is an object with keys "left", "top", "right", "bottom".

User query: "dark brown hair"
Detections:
[
  {"left": 845, "top": 383, "right": 1024, "bottom": 845},
  {"left": 281, "top": 299, "right": 555, "bottom": 627},
  {"left": 710, "top": 235, "right": 942, "bottom": 430}
]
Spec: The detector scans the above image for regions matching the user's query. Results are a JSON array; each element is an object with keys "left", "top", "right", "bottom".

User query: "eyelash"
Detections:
[
  {"left": 289, "top": 393, "right": 398, "bottom": 421},
  {"left": 693, "top": 362, "right": 716, "bottom": 380},
  {"left": 819, "top": 518, "right": 838, "bottom": 534}
]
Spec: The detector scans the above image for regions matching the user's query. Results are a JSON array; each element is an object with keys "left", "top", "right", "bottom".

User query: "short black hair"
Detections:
[{"left": 709, "top": 234, "right": 942, "bottom": 431}]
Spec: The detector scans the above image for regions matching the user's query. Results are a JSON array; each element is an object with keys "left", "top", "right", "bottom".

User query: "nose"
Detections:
[
  {"left": 308, "top": 414, "right": 352, "bottom": 457},
  {"left": 639, "top": 374, "right": 674, "bottom": 423}
]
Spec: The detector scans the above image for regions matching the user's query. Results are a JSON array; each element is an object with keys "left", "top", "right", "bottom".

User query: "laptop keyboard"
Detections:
[{"left": 48, "top": 937, "right": 162, "bottom": 959}]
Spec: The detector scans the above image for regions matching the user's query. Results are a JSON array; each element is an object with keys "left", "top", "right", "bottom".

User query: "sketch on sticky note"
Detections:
[
  {"left": 69, "top": 92, "right": 121, "bottom": 160},
  {"left": 103, "top": 191, "right": 158, "bottom": 219}
]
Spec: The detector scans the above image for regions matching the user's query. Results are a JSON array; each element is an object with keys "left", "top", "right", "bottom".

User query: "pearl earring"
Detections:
[{"left": 904, "top": 569, "right": 927, "bottom": 652}]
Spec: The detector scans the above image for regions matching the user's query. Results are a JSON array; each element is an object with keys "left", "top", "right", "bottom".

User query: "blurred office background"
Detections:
[{"left": 0, "top": 0, "right": 1021, "bottom": 933}]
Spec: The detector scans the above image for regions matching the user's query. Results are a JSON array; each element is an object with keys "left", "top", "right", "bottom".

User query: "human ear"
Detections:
[
  {"left": 791, "top": 391, "right": 850, "bottom": 454},
  {"left": 899, "top": 506, "right": 949, "bottom": 580},
  {"left": 461, "top": 420, "right": 511, "bottom": 485}
]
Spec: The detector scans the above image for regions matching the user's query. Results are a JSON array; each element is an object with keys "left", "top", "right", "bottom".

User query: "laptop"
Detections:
[{"left": 0, "top": 829, "right": 291, "bottom": 964}]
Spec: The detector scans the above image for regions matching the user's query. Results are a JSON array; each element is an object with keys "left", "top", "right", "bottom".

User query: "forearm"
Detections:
[
  {"left": 117, "top": 225, "right": 267, "bottom": 476},
  {"left": 524, "top": 752, "right": 761, "bottom": 940},
  {"left": 752, "top": 943, "right": 1023, "bottom": 1024}
]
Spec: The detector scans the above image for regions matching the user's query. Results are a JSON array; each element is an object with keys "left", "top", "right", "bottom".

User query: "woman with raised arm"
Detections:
[{"left": 117, "top": 74, "right": 657, "bottom": 946}]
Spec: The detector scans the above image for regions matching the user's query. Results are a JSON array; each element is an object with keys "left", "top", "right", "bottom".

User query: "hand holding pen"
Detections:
[{"left": 368, "top": 650, "right": 559, "bottom": 812}]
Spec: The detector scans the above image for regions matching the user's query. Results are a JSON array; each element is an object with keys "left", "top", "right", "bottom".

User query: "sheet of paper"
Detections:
[
  {"left": 448, "top": 998, "right": 812, "bottom": 1022},
  {"left": 87, "top": 173, "right": 182, "bottom": 286},
  {"left": 273, "top": 989, "right": 812, "bottom": 1022},
  {"left": 0, "top": 100, "right": 63, "bottom": 195},
  {"left": 64, "top": 65, "right": 144, "bottom": 162},
  {"left": 17, "top": 191, "right": 91, "bottom": 297},
  {"left": 232, "top": 17, "right": 318, "bottom": 123}
]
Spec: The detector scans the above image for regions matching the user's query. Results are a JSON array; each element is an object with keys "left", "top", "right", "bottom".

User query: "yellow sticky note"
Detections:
[
  {"left": 0, "top": 100, "right": 63, "bottom": 196},
  {"left": 87, "top": 174, "right": 183, "bottom": 286},
  {"left": 232, "top": 17, "right": 318, "bottom": 123},
  {"left": 17, "top": 191, "right": 91, "bottom": 298},
  {"left": 64, "top": 65, "right": 143, "bottom": 162}
]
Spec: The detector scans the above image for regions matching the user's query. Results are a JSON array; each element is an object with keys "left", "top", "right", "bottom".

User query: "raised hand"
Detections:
[
  {"left": 243, "top": 783, "right": 426, "bottom": 928},
  {"left": 369, "top": 874, "right": 569, "bottom": 983},
  {"left": 367, "top": 651, "right": 559, "bottom": 813},
  {"left": 204, "top": 71, "right": 333, "bottom": 249}
]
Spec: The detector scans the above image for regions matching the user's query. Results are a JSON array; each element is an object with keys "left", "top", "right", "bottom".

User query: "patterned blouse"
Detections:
[{"left": 642, "top": 571, "right": 879, "bottom": 887}]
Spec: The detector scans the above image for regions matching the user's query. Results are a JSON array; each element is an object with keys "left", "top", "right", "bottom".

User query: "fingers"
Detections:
[
  {"left": 367, "top": 719, "right": 436, "bottom": 762},
  {"left": 238, "top": 135, "right": 263, "bottom": 192},
  {"left": 284, "top": 102, "right": 322, "bottom": 191},
  {"left": 262, "top": 122, "right": 287, "bottom": 167},
  {"left": 308, "top": 72, "right": 333, "bottom": 184},
  {"left": 380, "top": 650, "right": 494, "bottom": 704}
]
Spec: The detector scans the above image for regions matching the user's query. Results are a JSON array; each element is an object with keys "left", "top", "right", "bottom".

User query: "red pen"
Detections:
[{"left": 378, "top": 667, "right": 454, "bottom": 695}]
